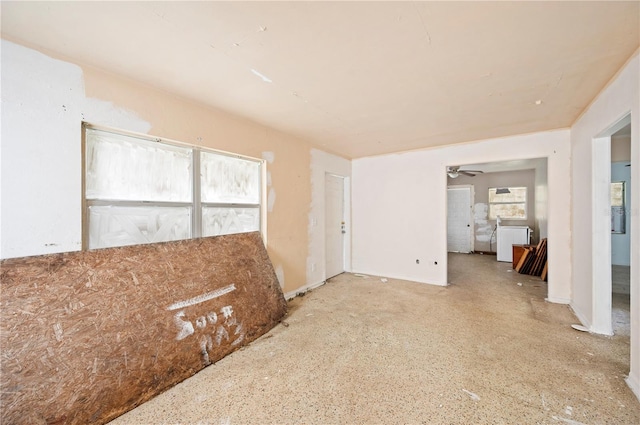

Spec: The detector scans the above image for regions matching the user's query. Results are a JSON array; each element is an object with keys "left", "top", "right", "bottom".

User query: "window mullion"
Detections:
[
  {"left": 84, "top": 125, "right": 264, "bottom": 248},
  {"left": 201, "top": 203, "right": 261, "bottom": 208},
  {"left": 193, "top": 149, "right": 202, "bottom": 238}
]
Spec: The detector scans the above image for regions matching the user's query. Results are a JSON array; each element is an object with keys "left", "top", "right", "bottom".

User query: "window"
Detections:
[
  {"left": 488, "top": 187, "right": 527, "bottom": 220},
  {"left": 84, "top": 125, "right": 263, "bottom": 249},
  {"left": 611, "top": 181, "right": 625, "bottom": 234}
]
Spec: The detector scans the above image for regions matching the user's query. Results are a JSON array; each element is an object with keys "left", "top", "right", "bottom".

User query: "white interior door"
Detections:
[
  {"left": 325, "top": 174, "right": 345, "bottom": 279},
  {"left": 447, "top": 186, "right": 473, "bottom": 253}
]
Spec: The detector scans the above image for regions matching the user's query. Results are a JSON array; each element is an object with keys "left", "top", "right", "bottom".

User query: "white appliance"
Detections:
[{"left": 496, "top": 225, "right": 531, "bottom": 262}]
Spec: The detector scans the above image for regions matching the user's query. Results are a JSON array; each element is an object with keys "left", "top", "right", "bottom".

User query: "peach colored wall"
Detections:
[
  {"left": 1, "top": 39, "right": 319, "bottom": 294},
  {"left": 81, "top": 66, "right": 313, "bottom": 294}
]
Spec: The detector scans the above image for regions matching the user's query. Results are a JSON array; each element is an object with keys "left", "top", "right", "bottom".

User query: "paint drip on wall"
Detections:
[
  {"left": 261, "top": 151, "right": 275, "bottom": 164},
  {"left": 267, "top": 188, "right": 276, "bottom": 212},
  {"left": 262, "top": 152, "right": 276, "bottom": 213}
]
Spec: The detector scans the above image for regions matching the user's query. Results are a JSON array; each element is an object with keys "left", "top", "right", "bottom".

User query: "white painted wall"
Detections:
[
  {"left": 570, "top": 51, "right": 639, "bottom": 400},
  {"left": 534, "top": 159, "right": 549, "bottom": 242},
  {"left": 299, "top": 148, "right": 351, "bottom": 298},
  {"left": 612, "top": 135, "right": 631, "bottom": 162},
  {"left": 0, "top": 40, "right": 151, "bottom": 259},
  {"left": 352, "top": 129, "right": 571, "bottom": 303}
]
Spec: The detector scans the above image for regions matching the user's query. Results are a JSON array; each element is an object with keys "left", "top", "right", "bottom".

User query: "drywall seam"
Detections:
[{"left": 1, "top": 40, "right": 151, "bottom": 259}]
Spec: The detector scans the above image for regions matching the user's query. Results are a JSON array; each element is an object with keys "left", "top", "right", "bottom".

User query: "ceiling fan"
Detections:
[{"left": 447, "top": 166, "right": 484, "bottom": 178}]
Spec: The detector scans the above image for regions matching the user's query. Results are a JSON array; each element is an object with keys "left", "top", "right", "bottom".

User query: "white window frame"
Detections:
[
  {"left": 82, "top": 123, "right": 265, "bottom": 250},
  {"left": 488, "top": 186, "right": 527, "bottom": 220},
  {"left": 611, "top": 181, "right": 626, "bottom": 234}
]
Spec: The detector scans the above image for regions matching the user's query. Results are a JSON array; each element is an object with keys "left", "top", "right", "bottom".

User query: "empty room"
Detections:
[{"left": 1, "top": 2, "right": 639, "bottom": 424}]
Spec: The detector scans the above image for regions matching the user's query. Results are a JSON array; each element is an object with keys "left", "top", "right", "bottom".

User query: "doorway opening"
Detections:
[
  {"left": 447, "top": 185, "right": 474, "bottom": 254},
  {"left": 591, "top": 113, "right": 631, "bottom": 336},
  {"left": 446, "top": 158, "right": 548, "bottom": 297},
  {"left": 325, "top": 173, "right": 346, "bottom": 279},
  {"left": 610, "top": 121, "right": 632, "bottom": 337}
]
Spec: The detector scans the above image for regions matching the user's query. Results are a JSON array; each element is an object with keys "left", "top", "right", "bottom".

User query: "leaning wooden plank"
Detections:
[
  {"left": 515, "top": 249, "right": 531, "bottom": 273},
  {"left": 522, "top": 251, "right": 537, "bottom": 274},
  {"left": 534, "top": 240, "right": 548, "bottom": 276},
  {"left": 530, "top": 249, "right": 546, "bottom": 276},
  {"left": 529, "top": 239, "right": 547, "bottom": 276},
  {"left": 541, "top": 261, "right": 549, "bottom": 282},
  {"left": 0, "top": 232, "right": 287, "bottom": 425}
]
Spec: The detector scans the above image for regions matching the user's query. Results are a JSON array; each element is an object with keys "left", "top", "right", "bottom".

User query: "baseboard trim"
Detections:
[
  {"left": 284, "top": 280, "right": 326, "bottom": 300},
  {"left": 626, "top": 373, "right": 640, "bottom": 403},
  {"left": 546, "top": 296, "right": 571, "bottom": 305},
  {"left": 569, "top": 303, "right": 592, "bottom": 329},
  {"left": 473, "top": 251, "right": 497, "bottom": 256}
]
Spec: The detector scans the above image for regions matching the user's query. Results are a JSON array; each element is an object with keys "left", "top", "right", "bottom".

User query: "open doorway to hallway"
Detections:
[
  {"left": 446, "top": 158, "right": 548, "bottom": 296},
  {"left": 611, "top": 122, "right": 631, "bottom": 337},
  {"left": 591, "top": 113, "right": 631, "bottom": 337}
]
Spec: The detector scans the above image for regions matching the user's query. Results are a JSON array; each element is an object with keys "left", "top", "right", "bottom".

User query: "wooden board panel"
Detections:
[
  {"left": 512, "top": 244, "right": 535, "bottom": 269},
  {"left": 1, "top": 232, "right": 287, "bottom": 425},
  {"left": 515, "top": 248, "right": 531, "bottom": 273},
  {"left": 541, "top": 261, "right": 549, "bottom": 282}
]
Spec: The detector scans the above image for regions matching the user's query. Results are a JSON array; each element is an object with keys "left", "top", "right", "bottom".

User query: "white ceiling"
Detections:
[{"left": 1, "top": 1, "right": 638, "bottom": 159}]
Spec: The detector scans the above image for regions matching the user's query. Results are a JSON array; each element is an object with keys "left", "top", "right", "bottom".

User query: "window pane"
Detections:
[
  {"left": 611, "top": 182, "right": 624, "bottom": 207},
  {"left": 202, "top": 207, "right": 260, "bottom": 237},
  {"left": 488, "top": 187, "right": 527, "bottom": 203},
  {"left": 89, "top": 205, "right": 191, "bottom": 249},
  {"left": 489, "top": 203, "right": 526, "bottom": 220},
  {"left": 86, "top": 129, "right": 192, "bottom": 202},
  {"left": 201, "top": 152, "right": 260, "bottom": 204}
]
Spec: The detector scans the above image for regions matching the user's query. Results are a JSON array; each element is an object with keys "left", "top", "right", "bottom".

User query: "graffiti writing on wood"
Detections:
[{"left": 167, "top": 284, "right": 244, "bottom": 364}]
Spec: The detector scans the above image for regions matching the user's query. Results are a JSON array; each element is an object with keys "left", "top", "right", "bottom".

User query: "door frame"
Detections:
[
  {"left": 591, "top": 113, "right": 631, "bottom": 335},
  {"left": 324, "top": 173, "right": 348, "bottom": 279},
  {"left": 447, "top": 184, "right": 475, "bottom": 253}
]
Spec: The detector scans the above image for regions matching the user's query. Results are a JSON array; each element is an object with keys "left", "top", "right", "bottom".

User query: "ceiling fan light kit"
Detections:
[{"left": 447, "top": 166, "right": 484, "bottom": 178}]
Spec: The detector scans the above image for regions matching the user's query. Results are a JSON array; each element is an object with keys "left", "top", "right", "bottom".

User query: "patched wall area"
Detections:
[
  {"left": 448, "top": 169, "right": 536, "bottom": 253},
  {"left": 1, "top": 39, "right": 316, "bottom": 295}
]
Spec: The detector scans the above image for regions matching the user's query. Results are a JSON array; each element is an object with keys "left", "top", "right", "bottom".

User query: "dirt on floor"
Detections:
[{"left": 109, "top": 253, "right": 639, "bottom": 425}]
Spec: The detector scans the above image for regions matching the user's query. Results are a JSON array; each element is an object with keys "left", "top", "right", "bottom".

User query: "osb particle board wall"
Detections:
[{"left": 0, "top": 232, "right": 287, "bottom": 425}]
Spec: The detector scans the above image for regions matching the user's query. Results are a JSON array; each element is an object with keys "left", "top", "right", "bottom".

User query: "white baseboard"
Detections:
[
  {"left": 546, "top": 296, "right": 571, "bottom": 304},
  {"left": 569, "top": 303, "right": 592, "bottom": 329},
  {"left": 627, "top": 373, "right": 640, "bottom": 403},
  {"left": 283, "top": 280, "right": 326, "bottom": 300}
]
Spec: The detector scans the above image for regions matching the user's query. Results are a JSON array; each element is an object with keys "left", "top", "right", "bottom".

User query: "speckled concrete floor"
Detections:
[{"left": 109, "top": 253, "right": 639, "bottom": 425}]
